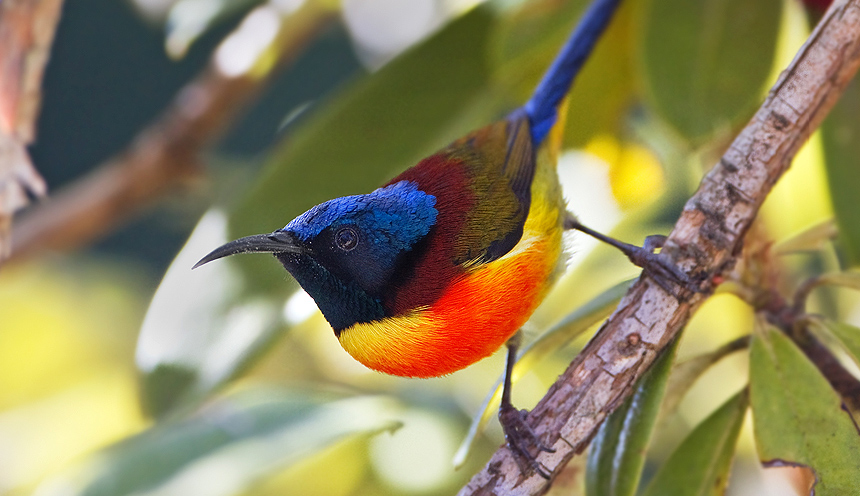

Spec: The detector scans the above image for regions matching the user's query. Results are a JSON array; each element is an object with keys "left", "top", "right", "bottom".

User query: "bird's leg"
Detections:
[
  {"left": 498, "top": 331, "right": 554, "bottom": 479},
  {"left": 564, "top": 214, "right": 698, "bottom": 296}
]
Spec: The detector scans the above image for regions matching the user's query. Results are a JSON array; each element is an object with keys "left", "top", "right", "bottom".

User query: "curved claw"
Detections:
[
  {"left": 499, "top": 403, "right": 555, "bottom": 479},
  {"left": 625, "top": 248, "right": 702, "bottom": 297},
  {"left": 565, "top": 219, "right": 703, "bottom": 297}
]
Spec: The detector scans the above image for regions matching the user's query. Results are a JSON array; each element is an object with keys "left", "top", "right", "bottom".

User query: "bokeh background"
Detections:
[{"left": 2, "top": 0, "right": 858, "bottom": 494}]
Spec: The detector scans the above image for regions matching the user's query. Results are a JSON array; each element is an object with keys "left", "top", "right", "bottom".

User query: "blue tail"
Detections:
[{"left": 523, "top": 0, "right": 623, "bottom": 145}]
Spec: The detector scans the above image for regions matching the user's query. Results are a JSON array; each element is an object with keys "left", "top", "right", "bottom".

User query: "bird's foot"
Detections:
[
  {"left": 565, "top": 218, "right": 702, "bottom": 298},
  {"left": 499, "top": 402, "right": 554, "bottom": 479},
  {"left": 624, "top": 235, "right": 701, "bottom": 297}
]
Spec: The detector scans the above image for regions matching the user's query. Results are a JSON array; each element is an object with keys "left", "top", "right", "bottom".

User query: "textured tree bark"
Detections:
[
  {"left": 0, "top": 0, "right": 61, "bottom": 258},
  {"left": 460, "top": 1, "right": 860, "bottom": 494}
]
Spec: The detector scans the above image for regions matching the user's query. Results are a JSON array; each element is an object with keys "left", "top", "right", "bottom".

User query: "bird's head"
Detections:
[{"left": 194, "top": 181, "right": 438, "bottom": 331}]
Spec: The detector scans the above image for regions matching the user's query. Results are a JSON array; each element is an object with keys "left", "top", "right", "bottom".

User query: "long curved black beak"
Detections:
[{"left": 193, "top": 230, "right": 305, "bottom": 269}]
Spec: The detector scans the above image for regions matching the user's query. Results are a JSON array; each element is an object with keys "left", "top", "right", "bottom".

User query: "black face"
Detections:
[
  {"left": 196, "top": 181, "right": 439, "bottom": 332},
  {"left": 303, "top": 223, "right": 412, "bottom": 299},
  {"left": 274, "top": 222, "right": 425, "bottom": 333}
]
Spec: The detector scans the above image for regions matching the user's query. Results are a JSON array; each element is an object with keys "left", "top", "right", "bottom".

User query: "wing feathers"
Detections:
[{"left": 381, "top": 111, "right": 538, "bottom": 313}]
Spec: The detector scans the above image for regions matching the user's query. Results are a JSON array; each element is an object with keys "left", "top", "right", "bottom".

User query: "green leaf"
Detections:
[
  {"left": 822, "top": 77, "right": 860, "bottom": 267},
  {"left": 811, "top": 319, "right": 860, "bottom": 371},
  {"left": 773, "top": 219, "right": 839, "bottom": 256},
  {"left": 749, "top": 325, "right": 860, "bottom": 494},
  {"left": 453, "top": 279, "right": 631, "bottom": 468},
  {"left": 662, "top": 335, "right": 750, "bottom": 418},
  {"left": 35, "top": 389, "right": 401, "bottom": 496},
  {"left": 229, "top": 7, "right": 498, "bottom": 295},
  {"left": 586, "top": 337, "right": 679, "bottom": 496},
  {"left": 642, "top": 389, "right": 748, "bottom": 496},
  {"left": 636, "top": 0, "right": 781, "bottom": 143},
  {"left": 815, "top": 271, "right": 860, "bottom": 292},
  {"left": 136, "top": 211, "right": 283, "bottom": 418}
]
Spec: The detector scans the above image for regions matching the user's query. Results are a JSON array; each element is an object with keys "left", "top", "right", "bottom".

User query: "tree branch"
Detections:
[
  {"left": 460, "top": 0, "right": 860, "bottom": 493},
  {"left": 6, "top": 0, "right": 337, "bottom": 264}
]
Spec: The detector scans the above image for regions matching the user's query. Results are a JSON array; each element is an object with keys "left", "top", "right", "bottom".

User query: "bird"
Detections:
[{"left": 194, "top": 0, "right": 687, "bottom": 477}]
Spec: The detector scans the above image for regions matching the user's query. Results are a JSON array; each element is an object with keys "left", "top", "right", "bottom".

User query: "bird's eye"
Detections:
[{"left": 334, "top": 227, "right": 359, "bottom": 251}]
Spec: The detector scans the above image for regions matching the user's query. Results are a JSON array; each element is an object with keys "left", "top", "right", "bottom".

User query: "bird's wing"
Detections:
[
  {"left": 451, "top": 110, "right": 536, "bottom": 265},
  {"left": 390, "top": 110, "right": 536, "bottom": 267}
]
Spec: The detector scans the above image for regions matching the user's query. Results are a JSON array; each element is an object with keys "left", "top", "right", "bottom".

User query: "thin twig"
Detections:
[{"left": 460, "top": 0, "right": 860, "bottom": 493}]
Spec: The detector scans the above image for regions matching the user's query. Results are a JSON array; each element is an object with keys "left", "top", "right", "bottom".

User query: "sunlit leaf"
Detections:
[
  {"left": 34, "top": 389, "right": 401, "bottom": 496},
  {"left": 662, "top": 335, "right": 749, "bottom": 418},
  {"left": 642, "top": 389, "right": 748, "bottom": 496},
  {"left": 636, "top": 0, "right": 781, "bottom": 143},
  {"left": 585, "top": 338, "right": 678, "bottom": 496},
  {"left": 822, "top": 77, "right": 860, "bottom": 268},
  {"left": 454, "top": 279, "right": 631, "bottom": 468},
  {"left": 749, "top": 325, "right": 860, "bottom": 494},
  {"left": 773, "top": 219, "right": 839, "bottom": 256},
  {"left": 810, "top": 318, "right": 860, "bottom": 371},
  {"left": 136, "top": 211, "right": 283, "bottom": 418}
]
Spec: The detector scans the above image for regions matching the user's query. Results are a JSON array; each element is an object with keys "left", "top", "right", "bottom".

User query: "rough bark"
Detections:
[
  {"left": 0, "top": 0, "right": 61, "bottom": 257},
  {"left": 460, "top": 1, "right": 860, "bottom": 494}
]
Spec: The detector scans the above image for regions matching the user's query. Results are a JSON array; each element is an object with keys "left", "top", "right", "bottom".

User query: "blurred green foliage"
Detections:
[
  {"left": 642, "top": 390, "right": 748, "bottom": 496},
  {"left": 5, "top": 0, "right": 860, "bottom": 494},
  {"left": 637, "top": 0, "right": 782, "bottom": 143}
]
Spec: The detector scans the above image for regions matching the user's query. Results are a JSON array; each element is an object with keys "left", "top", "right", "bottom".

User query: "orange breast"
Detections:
[{"left": 336, "top": 232, "right": 561, "bottom": 378}]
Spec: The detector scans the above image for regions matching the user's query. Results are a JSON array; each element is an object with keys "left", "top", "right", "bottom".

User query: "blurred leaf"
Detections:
[
  {"left": 662, "top": 335, "right": 750, "bottom": 418},
  {"left": 811, "top": 319, "right": 860, "bottom": 371},
  {"left": 229, "top": 6, "right": 497, "bottom": 295},
  {"left": 641, "top": 389, "right": 748, "bottom": 496},
  {"left": 454, "top": 279, "right": 631, "bottom": 468},
  {"left": 636, "top": 0, "right": 781, "bottom": 143},
  {"left": 798, "top": 272, "right": 860, "bottom": 311},
  {"left": 773, "top": 219, "right": 839, "bottom": 256},
  {"left": 35, "top": 389, "right": 401, "bottom": 496},
  {"left": 749, "top": 325, "right": 860, "bottom": 494},
  {"left": 815, "top": 271, "right": 860, "bottom": 291},
  {"left": 492, "top": 0, "right": 635, "bottom": 147},
  {"left": 141, "top": 364, "right": 200, "bottom": 417},
  {"left": 241, "top": 434, "right": 368, "bottom": 496},
  {"left": 822, "top": 77, "right": 860, "bottom": 267},
  {"left": 165, "top": 0, "right": 263, "bottom": 59},
  {"left": 585, "top": 337, "right": 678, "bottom": 496},
  {"left": 136, "top": 211, "right": 283, "bottom": 418},
  {"left": 518, "top": 279, "right": 634, "bottom": 375}
]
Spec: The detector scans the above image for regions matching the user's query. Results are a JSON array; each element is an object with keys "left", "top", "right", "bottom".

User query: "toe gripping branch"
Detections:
[
  {"left": 499, "top": 334, "right": 556, "bottom": 479},
  {"left": 564, "top": 216, "right": 702, "bottom": 297}
]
